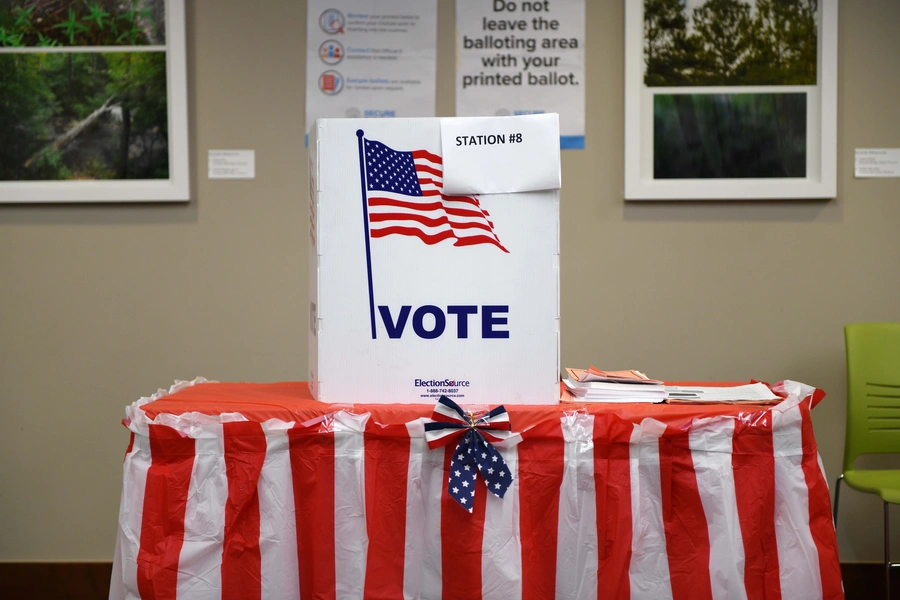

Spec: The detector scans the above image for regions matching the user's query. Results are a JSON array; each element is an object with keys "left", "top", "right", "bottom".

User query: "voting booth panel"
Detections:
[{"left": 308, "top": 116, "right": 560, "bottom": 405}]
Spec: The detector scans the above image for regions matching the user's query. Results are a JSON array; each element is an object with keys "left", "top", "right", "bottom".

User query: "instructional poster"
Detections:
[
  {"left": 305, "top": 1, "right": 437, "bottom": 142},
  {"left": 456, "top": 0, "right": 585, "bottom": 149}
]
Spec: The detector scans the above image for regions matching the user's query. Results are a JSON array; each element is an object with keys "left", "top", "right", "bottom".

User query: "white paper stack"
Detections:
[
  {"left": 664, "top": 383, "right": 781, "bottom": 404},
  {"left": 563, "top": 368, "right": 666, "bottom": 403}
]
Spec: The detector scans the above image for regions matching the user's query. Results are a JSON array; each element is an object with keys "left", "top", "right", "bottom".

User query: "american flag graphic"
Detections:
[
  {"left": 362, "top": 137, "right": 509, "bottom": 252},
  {"left": 111, "top": 379, "right": 844, "bottom": 600}
]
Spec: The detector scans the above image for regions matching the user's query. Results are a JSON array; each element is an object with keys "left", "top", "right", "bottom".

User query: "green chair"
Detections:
[{"left": 835, "top": 323, "right": 900, "bottom": 599}]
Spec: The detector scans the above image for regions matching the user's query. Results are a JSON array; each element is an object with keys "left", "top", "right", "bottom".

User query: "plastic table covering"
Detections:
[{"left": 109, "top": 379, "right": 843, "bottom": 600}]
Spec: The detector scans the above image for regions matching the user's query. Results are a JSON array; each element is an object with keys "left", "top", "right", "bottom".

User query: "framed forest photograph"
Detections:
[
  {"left": 624, "top": 0, "right": 837, "bottom": 200},
  {"left": 0, "top": 0, "right": 188, "bottom": 202}
]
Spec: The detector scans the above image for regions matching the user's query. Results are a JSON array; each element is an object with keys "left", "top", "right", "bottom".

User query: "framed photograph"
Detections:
[
  {"left": 624, "top": 0, "right": 837, "bottom": 200},
  {"left": 0, "top": 0, "right": 188, "bottom": 203}
]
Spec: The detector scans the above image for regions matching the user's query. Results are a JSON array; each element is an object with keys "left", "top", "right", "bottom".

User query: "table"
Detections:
[{"left": 109, "top": 379, "right": 843, "bottom": 600}]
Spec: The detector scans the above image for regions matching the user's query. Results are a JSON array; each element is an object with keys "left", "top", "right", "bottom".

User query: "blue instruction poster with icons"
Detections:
[
  {"left": 306, "top": 0, "right": 438, "bottom": 143},
  {"left": 455, "top": 0, "right": 586, "bottom": 149}
]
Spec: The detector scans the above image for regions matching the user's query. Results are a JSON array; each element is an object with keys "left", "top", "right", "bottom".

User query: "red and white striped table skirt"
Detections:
[{"left": 110, "top": 379, "right": 842, "bottom": 599}]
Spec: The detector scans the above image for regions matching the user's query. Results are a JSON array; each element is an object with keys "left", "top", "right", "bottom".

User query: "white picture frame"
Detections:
[
  {"left": 624, "top": 0, "right": 837, "bottom": 200},
  {"left": 0, "top": 0, "right": 189, "bottom": 203}
]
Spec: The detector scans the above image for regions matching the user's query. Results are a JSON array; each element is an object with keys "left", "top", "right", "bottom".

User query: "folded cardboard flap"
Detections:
[{"left": 440, "top": 114, "right": 562, "bottom": 196}]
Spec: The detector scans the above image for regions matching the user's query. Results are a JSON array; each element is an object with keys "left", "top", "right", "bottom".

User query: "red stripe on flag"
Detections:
[
  {"left": 368, "top": 198, "right": 496, "bottom": 229},
  {"left": 454, "top": 235, "right": 508, "bottom": 252},
  {"left": 222, "top": 421, "right": 267, "bottom": 600},
  {"left": 798, "top": 400, "right": 845, "bottom": 599},
  {"left": 421, "top": 190, "right": 494, "bottom": 217},
  {"left": 411, "top": 149, "right": 442, "bottom": 164},
  {"left": 441, "top": 444, "right": 488, "bottom": 599},
  {"left": 415, "top": 164, "right": 442, "bottom": 178},
  {"left": 733, "top": 412, "right": 782, "bottom": 600},
  {"left": 369, "top": 212, "right": 494, "bottom": 233},
  {"left": 445, "top": 208, "right": 495, "bottom": 224},
  {"left": 369, "top": 197, "right": 444, "bottom": 212},
  {"left": 363, "top": 422, "right": 411, "bottom": 600},
  {"left": 415, "top": 187, "right": 487, "bottom": 211},
  {"left": 659, "top": 430, "right": 714, "bottom": 600},
  {"left": 289, "top": 425, "right": 336, "bottom": 600},
  {"left": 137, "top": 424, "right": 195, "bottom": 600},
  {"left": 419, "top": 189, "right": 490, "bottom": 205},
  {"left": 370, "top": 195, "right": 492, "bottom": 222},
  {"left": 518, "top": 419, "right": 565, "bottom": 600},
  {"left": 370, "top": 227, "right": 456, "bottom": 245},
  {"left": 371, "top": 226, "right": 507, "bottom": 253},
  {"left": 594, "top": 414, "right": 634, "bottom": 600}
]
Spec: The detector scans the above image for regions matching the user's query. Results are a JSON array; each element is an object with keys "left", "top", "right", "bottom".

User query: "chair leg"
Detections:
[
  {"left": 886, "top": 501, "right": 891, "bottom": 600},
  {"left": 834, "top": 474, "right": 843, "bottom": 526}
]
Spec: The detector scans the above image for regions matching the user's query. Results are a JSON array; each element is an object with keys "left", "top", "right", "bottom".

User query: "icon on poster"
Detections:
[
  {"left": 345, "top": 107, "right": 361, "bottom": 118},
  {"left": 319, "top": 9, "right": 345, "bottom": 35},
  {"left": 319, "top": 39, "right": 344, "bottom": 65},
  {"left": 319, "top": 70, "right": 344, "bottom": 95}
]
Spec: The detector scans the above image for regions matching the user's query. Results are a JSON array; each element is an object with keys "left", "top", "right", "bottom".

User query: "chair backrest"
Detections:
[{"left": 844, "top": 322, "right": 900, "bottom": 472}]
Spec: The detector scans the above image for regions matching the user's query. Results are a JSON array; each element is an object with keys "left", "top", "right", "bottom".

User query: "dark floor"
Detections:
[
  {"left": 0, "top": 563, "right": 112, "bottom": 600},
  {"left": 842, "top": 562, "right": 899, "bottom": 599},
  {"left": 0, "top": 562, "right": 891, "bottom": 599}
]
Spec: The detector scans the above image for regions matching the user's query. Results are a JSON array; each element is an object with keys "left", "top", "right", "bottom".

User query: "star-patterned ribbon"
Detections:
[{"left": 423, "top": 396, "right": 518, "bottom": 512}]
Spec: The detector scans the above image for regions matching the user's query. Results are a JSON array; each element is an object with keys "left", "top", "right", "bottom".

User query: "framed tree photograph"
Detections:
[
  {"left": 624, "top": 0, "right": 837, "bottom": 200},
  {"left": 0, "top": 0, "right": 188, "bottom": 203}
]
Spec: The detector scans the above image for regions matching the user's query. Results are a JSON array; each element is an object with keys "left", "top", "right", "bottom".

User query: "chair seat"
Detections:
[{"left": 845, "top": 470, "right": 900, "bottom": 504}]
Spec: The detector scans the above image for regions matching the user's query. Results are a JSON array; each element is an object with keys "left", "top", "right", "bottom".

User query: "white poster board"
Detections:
[
  {"left": 308, "top": 116, "right": 561, "bottom": 405},
  {"left": 305, "top": 0, "right": 438, "bottom": 144},
  {"left": 455, "top": 0, "right": 586, "bottom": 149}
]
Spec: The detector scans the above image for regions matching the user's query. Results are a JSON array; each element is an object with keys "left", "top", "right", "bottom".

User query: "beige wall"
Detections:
[{"left": 0, "top": 0, "right": 897, "bottom": 563}]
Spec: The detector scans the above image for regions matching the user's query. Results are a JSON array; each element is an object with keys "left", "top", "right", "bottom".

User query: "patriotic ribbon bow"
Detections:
[{"left": 424, "top": 396, "right": 519, "bottom": 513}]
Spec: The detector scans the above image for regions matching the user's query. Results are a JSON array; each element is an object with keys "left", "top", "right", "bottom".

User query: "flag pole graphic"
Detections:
[{"left": 356, "top": 129, "right": 377, "bottom": 339}]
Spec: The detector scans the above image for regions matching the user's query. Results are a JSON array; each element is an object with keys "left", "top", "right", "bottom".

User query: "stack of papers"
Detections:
[
  {"left": 664, "top": 383, "right": 781, "bottom": 404},
  {"left": 571, "top": 366, "right": 663, "bottom": 385},
  {"left": 563, "top": 368, "right": 666, "bottom": 403},
  {"left": 563, "top": 368, "right": 783, "bottom": 405}
]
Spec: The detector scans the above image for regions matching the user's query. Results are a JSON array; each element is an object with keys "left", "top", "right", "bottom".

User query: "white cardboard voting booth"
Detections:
[{"left": 308, "top": 115, "right": 560, "bottom": 405}]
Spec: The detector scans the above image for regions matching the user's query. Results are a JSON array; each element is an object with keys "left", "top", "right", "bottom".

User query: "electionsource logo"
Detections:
[{"left": 414, "top": 379, "right": 470, "bottom": 388}]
